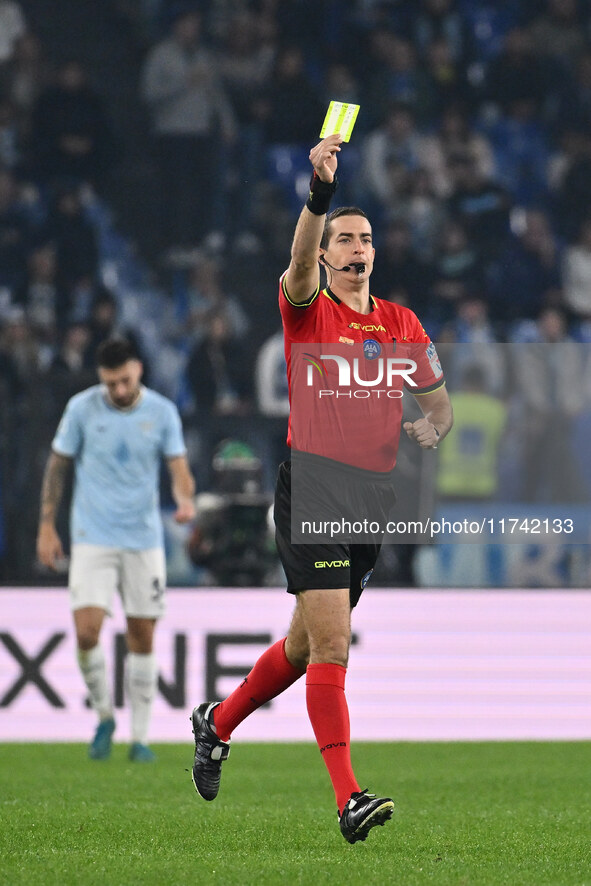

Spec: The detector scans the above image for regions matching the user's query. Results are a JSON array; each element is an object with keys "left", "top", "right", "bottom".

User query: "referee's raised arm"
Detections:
[{"left": 284, "top": 134, "right": 342, "bottom": 304}]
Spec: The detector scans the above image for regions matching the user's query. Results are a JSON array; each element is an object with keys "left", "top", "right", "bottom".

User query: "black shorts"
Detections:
[{"left": 273, "top": 458, "right": 395, "bottom": 607}]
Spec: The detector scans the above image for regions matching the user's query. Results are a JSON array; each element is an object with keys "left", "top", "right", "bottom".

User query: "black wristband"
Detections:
[{"left": 306, "top": 171, "right": 338, "bottom": 216}]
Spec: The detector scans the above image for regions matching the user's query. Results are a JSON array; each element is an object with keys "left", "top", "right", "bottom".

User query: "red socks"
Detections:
[
  {"left": 213, "top": 638, "right": 304, "bottom": 742},
  {"left": 306, "top": 662, "right": 360, "bottom": 813},
  {"left": 212, "top": 643, "right": 360, "bottom": 813}
]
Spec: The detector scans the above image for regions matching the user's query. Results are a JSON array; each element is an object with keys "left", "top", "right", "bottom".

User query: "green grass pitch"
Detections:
[{"left": 1, "top": 741, "right": 590, "bottom": 885}]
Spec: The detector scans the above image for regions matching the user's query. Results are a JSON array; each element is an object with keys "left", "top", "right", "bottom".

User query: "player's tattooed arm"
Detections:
[
  {"left": 37, "top": 452, "right": 72, "bottom": 570},
  {"left": 167, "top": 455, "right": 196, "bottom": 524},
  {"left": 39, "top": 452, "right": 72, "bottom": 525}
]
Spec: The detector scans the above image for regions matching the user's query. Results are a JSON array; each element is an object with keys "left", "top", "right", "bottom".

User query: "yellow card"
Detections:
[{"left": 319, "top": 101, "right": 360, "bottom": 142}]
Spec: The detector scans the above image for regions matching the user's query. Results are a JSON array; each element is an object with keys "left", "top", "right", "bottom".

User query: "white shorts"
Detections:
[{"left": 69, "top": 543, "right": 166, "bottom": 619}]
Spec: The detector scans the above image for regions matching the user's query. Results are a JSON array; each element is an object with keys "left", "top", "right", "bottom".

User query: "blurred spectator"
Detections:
[
  {"left": 365, "top": 32, "right": 429, "bottom": 125},
  {"left": 0, "top": 97, "right": 20, "bottom": 170},
  {"left": 485, "top": 97, "right": 550, "bottom": 205},
  {"left": 217, "top": 9, "right": 276, "bottom": 235},
  {"left": 413, "top": 0, "right": 468, "bottom": 65},
  {"left": 0, "top": 32, "right": 50, "bottom": 138},
  {"left": 484, "top": 28, "right": 551, "bottom": 118},
  {"left": 460, "top": 0, "right": 524, "bottom": 66},
  {"left": 487, "top": 208, "right": 562, "bottom": 323},
  {"left": 321, "top": 61, "right": 361, "bottom": 109},
  {"left": 255, "top": 328, "right": 288, "bottom": 418},
  {"left": 49, "top": 320, "right": 91, "bottom": 374},
  {"left": 41, "top": 315, "right": 89, "bottom": 401},
  {"left": 361, "top": 102, "right": 425, "bottom": 216},
  {"left": 261, "top": 46, "right": 324, "bottom": 145},
  {"left": 0, "top": 165, "right": 33, "bottom": 292},
  {"left": 141, "top": 6, "right": 236, "bottom": 248},
  {"left": 43, "top": 319, "right": 95, "bottom": 416},
  {"left": 527, "top": 0, "right": 587, "bottom": 70},
  {"left": 436, "top": 364, "right": 507, "bottom": 500},
  {"left": 418, "top": 103, "right": 495, "bottom": 197},
  {"left": 180, "top": 254, "right": 249, "bottom": 344},
  {"left": 14, "top": 242, "right": 68, "bottom": 345},
  {"left": 547, "top": 121, "right": 587, "bottom": 193},
  {"left": 85, "top": 287, "right": 149, "bottom": 379},
  {"left": 43, "top": 322, "right": 96, "bottom": 412},
  {"left": 441, "top": 293, "right": 498, "bottom": 344},
  {"left": 562, "top": 217, "right": 591, "bottom": 320},
  {"left": 0, "top": 310, "right": 23, "bottom": 400},
  {"left": 216, "top": 9, "right": 275, "bottom": 111},
  {"left": 439, "top": 296, "right": 505, "bottom": 395},
  {"left": 552, "top": 50, "right": 591, "bottom": 135},
  {"left": 420, "top": 37, "right": 472, "bottom": 119},
  {"left": 445, "top": 150, "right": 511, "bottom": 257},
  {"left": 388, "top": 166, "right": 446, "bottom": 260},
  {"left": 28, "top": 59, "right": 118, "bottom": 190},
  {"left": 42, "top": 181, "right": 99, "bottom": 298},
  {"left": 510, "top": 306, "right": 585, "bottom": 502},
  {"left": 253, "top": 325, "right": 291, "bottom": 493},
  {"left": 430, "top": 218, "right": 483, "bottom": 325},
  {"left": 0, "top": 0, "right": 26, "bottom": 65},
  {"left": 0, "top": 304, "right": 45, "bottom": 378},
  {"left": 553, "top": 129, "right": 591, "bottom": 240},
  {"left": 185, "top": 310, "right": 251, "bottom": 417},
  {"left": 369, "top": 218, "right": 433, "bottom": 313}
]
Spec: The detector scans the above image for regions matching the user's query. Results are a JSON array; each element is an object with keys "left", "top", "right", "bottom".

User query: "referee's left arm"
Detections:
[{"left": 404, "top": 386, "right": 453, "bottom": 449}]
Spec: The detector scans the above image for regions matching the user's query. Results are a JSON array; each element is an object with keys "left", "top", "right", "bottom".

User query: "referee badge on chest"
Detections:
[{"left": 363, "top": 339, "right": 382, "bottom": 360}]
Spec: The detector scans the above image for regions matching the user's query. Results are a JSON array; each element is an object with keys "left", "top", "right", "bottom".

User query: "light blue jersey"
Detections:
[{"left": 52, "top": 385, "right": 187, "bottom": 549}]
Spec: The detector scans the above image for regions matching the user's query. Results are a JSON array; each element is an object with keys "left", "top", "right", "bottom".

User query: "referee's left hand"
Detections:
[{"left": 403, "top": 418, "right": 439, "bottom": 449}]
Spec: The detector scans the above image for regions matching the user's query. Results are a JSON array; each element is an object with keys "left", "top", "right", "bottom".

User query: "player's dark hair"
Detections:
[
  {"left": 321, "top": 207, "right": 370, "bottom": 249},
  {"left": 96, "top": 337, "right": 139, "bottom": 369}
]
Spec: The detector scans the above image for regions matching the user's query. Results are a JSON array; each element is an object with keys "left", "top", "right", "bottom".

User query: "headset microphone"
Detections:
[
  {"left": 320, "top": 256, "right": 350, "bottom": 272},
  {"left": 320, "top": 257, "right": 365, "bottom": 274}
]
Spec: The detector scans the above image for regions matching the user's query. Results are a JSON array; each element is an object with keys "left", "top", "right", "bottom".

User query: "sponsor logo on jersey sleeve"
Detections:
[{"left": 426, "top": 341, "right": 443, "bottom": 377}]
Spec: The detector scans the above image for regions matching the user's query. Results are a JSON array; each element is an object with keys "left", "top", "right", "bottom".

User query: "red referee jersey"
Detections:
[{"left": 279, "top": 272, "right": 445, "bottom": 472}]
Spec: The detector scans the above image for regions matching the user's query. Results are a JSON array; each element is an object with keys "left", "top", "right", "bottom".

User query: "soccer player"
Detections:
[
  {"left": 37, "top": 338, "right": 196, "bottom": 761},
  {"left": 190, "top": 134, "right": 453, "bottom": 841}
]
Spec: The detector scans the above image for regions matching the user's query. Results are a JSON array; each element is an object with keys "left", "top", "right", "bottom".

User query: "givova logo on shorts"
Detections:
[{"left": 314, "top": 560, "right": 350, "bottom": 568}]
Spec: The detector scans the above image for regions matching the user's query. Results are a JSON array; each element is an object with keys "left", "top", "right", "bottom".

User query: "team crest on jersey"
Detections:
[
  {"left": 363, "top": 339, "right": 381, "bottom": 360},
  {"left": 426, "top": 342, "right": 443, "bottom": 377}
]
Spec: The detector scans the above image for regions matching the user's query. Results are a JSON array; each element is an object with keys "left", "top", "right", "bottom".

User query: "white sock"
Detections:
[
  {"left": 127, "top": 652, "right": 157, "bottom": 745},
  {"left": 77, "top": 645, "right": 113, "bottom": 722}
]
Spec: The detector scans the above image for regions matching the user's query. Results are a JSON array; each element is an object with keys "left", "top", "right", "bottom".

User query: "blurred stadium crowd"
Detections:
[{"left": 1, "top": 0, "right": 591, "bottom": 583}]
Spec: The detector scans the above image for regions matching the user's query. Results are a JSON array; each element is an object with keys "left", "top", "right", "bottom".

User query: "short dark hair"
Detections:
[
  {"left": 96, "top": 337, "right": 139, "bottom": 369},
  {"left": 320, "top": 206, "right": 370, "bottom": 249}
]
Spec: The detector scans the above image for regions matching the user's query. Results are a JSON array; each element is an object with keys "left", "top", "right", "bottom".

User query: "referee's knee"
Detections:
[{"left": 309, "top": 639, "right": 349, "bottom": 668}]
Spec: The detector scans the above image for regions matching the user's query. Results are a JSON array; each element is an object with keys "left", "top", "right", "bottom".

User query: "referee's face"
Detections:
[
  {"left": 98, "top": 359, "right": 143, "bottom": 409},
  {"left": 323, "top": 215, "right": 374, "bottom": 278}
]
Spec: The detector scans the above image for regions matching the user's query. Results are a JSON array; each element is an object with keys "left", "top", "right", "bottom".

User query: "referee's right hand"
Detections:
[{"left": 309, "top": 134, "right": 342, "bottom": 183}]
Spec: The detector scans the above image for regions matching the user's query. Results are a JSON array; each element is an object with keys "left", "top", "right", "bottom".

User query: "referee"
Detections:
[{"left": 191, "top": 133, "right": 453, "bottom": 843}]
